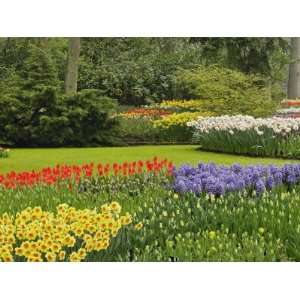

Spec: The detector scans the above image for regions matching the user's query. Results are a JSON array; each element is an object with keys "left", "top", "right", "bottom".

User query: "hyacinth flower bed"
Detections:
[
  {"left": 188, "top": 115, "right": 300, "bottom": 158},
  {"left": 172, "top": 163, "right": 300, "bottom": 196},
  {"left": 3, "top": 157, "right": 300, "bottom": 261}
]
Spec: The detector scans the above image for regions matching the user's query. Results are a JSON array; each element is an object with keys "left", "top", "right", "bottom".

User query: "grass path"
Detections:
[{"left": 0, "top": 145, "right": 299, "bottom": 173}]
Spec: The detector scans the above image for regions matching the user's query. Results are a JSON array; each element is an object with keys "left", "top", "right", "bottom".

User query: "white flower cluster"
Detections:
[{"left": 187, "top": 115, "right": 300, "bottom": 136}]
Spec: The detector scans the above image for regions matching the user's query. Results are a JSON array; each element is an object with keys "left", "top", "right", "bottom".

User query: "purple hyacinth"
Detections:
[
  {"left": 255, "top": 179, "right": 266, "bottom": 195},
  {"left": 171, "top": 162, "right": 300, "bottom": 197}
]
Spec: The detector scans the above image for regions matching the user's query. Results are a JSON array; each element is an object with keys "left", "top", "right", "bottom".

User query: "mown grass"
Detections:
[{"left": 1, "top": 145, "right": 299, "bottom": 173}]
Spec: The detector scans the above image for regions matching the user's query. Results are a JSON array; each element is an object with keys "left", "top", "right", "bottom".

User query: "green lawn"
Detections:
[{"left": 1, "top": 145, "right": 299, "bottom": 173}]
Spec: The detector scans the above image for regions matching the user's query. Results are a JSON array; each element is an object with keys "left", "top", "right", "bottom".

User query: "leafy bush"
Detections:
[
  {"left": 175, "top": 65, "right": 277, "bottom": 117},
  {"left": 0, "top": 89, "right": 119, "bottom": 147},
  {"left": 79, "top": 38, "right": 204, "bottom": 105}
]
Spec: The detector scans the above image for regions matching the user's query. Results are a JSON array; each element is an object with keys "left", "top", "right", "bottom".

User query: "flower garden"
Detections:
[
  {"left": 1, "top": 150, "right": 300, "bottom": 262},
  {"left": 3, "top": 97, "right": 300, "bottom": 262}
]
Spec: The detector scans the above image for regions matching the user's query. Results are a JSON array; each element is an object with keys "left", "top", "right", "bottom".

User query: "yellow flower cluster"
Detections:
[
  {"left": 159, "top": 99, "right": 210, "bottom": 111},
  {"left": 0, "top": 202, "right": 132, "bottom": 262},
  {"left": 153, "top": 112, "right": 214, "bottom": 129}
]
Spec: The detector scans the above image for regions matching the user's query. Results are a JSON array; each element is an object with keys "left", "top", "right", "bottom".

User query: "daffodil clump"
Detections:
[
  {"left": 0, "top": 202, "right": 132, "bottom": 262},
  {"left": 153, "top": 112, "right": 214, "bottom": 129},
  {"left": 159, "top": 99, "right": 210, "bottom": 111}
]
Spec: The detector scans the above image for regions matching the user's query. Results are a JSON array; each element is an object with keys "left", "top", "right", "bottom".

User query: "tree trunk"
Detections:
[
  {"left": 65, "top": 37, "right": 81, "bottom": 94},
  {"left": 288, "top": 37, "right": 300, "bottom": 99}
]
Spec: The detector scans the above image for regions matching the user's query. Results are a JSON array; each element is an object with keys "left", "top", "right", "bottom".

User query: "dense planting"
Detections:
[
  {"left": 2, "top": 157, "right": 300, "bottom": 261},
  {"left": 172, "top": 163, "right": 300, "bottom": 196},
  {"left": 189, "top": 115, "right": 300, "bottom": 158},
  {"left": 0, "top": 202, "right": 132, "bottom": 262}
]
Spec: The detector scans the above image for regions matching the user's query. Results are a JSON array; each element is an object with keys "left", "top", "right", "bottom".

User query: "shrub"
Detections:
[
  {"left": 0, "top": 89, "right": 119, "bottom": 147},
  {"left": 175, "top": 65, "right": 277, "bottom": 117}
]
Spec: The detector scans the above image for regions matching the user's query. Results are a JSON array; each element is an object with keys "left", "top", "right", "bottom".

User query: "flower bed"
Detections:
[
  {"left": 3, "top": 158, "right": 300, "bottom": 261},
  {"left": 0, "top": 157, "right": 173, "bottom": 189},
  {"left": 159, "top": 99, "right": 211, "bottom": 112},
  {"left": 188, "top": 115, "right": 300, "bottom": 158},
  {"left": 0, "top": 202, "right": 132, "bottom": 262},
  {"left": 172, "top": 163, "right": 299, "bottom": 196}
]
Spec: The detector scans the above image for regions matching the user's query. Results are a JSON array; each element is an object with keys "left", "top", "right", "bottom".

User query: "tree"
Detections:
[
  {"left": 288, "top": 37, "right": 300, "bottom": 99},
  {"left": 65, "top": 37, "right": 81, "bottom": 94},
  {"left": 189, "top": 37, "right": 289, "bottom": 77}
]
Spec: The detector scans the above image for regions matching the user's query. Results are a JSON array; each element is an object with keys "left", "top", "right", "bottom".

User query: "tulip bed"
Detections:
[
  {"left": 2, "top": 157, "right": 300, "bottom": 261},
  {"left": 188, "top": 115, "right": 300, "bottom": 158}
]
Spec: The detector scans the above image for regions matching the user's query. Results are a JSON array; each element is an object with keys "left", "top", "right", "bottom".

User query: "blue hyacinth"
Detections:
[{"left": 172, "top": 162, "right": 300, "bottom": 197}]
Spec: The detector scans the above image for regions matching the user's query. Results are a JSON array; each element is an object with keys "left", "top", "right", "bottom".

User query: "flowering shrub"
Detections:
[
  {"left": 188, "top": 115, "right": 300, "bottom": 158},
  {"left": 0, "top": 147, "right": 10, "bottom": 158},
  {"left": 172, "top": 163, "right": 300, "bottom": 196},
  {"left": 0, "top": 202, "right": 132, "bottom": 262}
]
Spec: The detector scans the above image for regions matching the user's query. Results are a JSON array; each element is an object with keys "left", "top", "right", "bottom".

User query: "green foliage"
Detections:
[
  {"left": 58, "top": 90, "right": 119, "bottom": 146},
  {"left": 117, "top": 118, "right": 162, "bottom": 145},
  {"left": 0, "top": 89, "right": 119, "bottom": 147},
  {"left": 190, "top": 37, "right": 289, "bottom": 76},
  {"left": 175, "top": 65, "right": 277, "bottom": 117},
  {"left": 79, "top": 38, "right": 204, "bottom": 105},
  {"left": 20, "top": 45, "right": 59, "bottom": 91},
  {"left": 117, "top": 116, "right": 194, "bottom": 145}
]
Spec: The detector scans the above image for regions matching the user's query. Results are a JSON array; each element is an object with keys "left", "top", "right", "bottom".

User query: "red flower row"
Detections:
[{"left": 0, "top": 157, "right": 174, "bottom": 189}]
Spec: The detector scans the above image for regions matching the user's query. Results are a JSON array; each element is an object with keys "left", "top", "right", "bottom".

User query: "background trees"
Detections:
[
  {"left": 0, "top": 37, "right": 292, "bottom": 105},
  {"left": 0, "top": 37, "right": 297, "bottom": 147}
]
